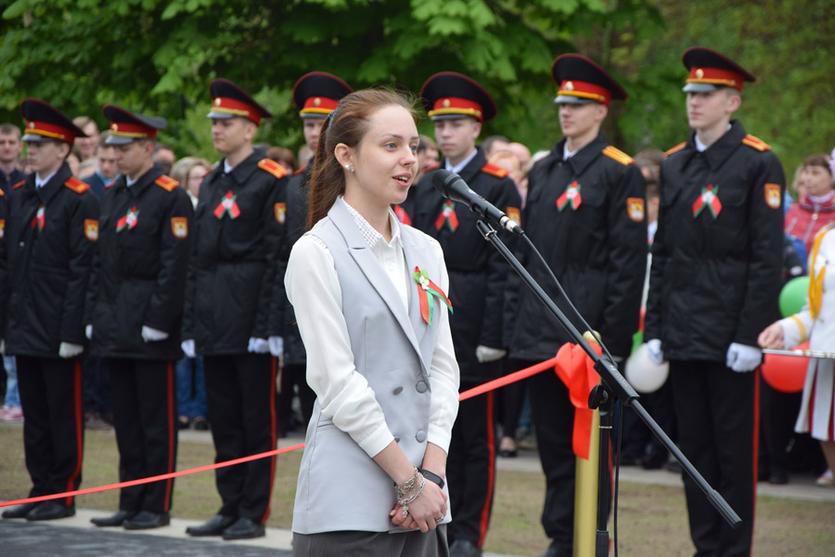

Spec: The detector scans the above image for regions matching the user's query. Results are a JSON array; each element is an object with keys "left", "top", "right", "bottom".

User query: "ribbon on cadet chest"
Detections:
[
  {"left": 434, "top": 200, "right": 459, "bottom": 232},
  {"left": 412, "top": 266, "right": 453, "bottom": 326},
  {"left": 116, "top": 207, "right": 139, "bottom": 232},
  {"left": 31, "top": 205, "right": 45, "bottom": 232},
  {"left": 214, "top": 191, "right": 241, "bottom": 220},
  {"left": 692, "top": 184, "right": 723, "bottom": 219},
  {"left": 556, "top": 181, "right": 582, "bottom": 211}
]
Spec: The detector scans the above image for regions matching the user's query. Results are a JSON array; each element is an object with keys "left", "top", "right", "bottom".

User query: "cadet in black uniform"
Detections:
[
  {"left": 503, "top": 55, "right": 647, "bottom": 557},
  {"left": 86, "top": 106, "right": 192, "bottom": 530},
  {"left": 644, "top": 47, "right": 785, "bottom": 557},
  {"left": 269, "top": 71, "right": 352, "bottom": 434},
  {"left": 182, "top": 79, "right": 288, "bottom": 541},
  {"left": 0, "top": 100, "right": 98, "bottom": 521},
  {"left": 410, "top": 72, "right": 521, "bottom": 557}
]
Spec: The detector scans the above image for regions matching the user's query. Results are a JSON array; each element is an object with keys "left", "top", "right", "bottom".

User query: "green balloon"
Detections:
[
  {"left": 779, "top": 276, "right": 809, "bottom": 317},
  {"left": 631, "top": 330, "right": 644, "bottom": 355}
]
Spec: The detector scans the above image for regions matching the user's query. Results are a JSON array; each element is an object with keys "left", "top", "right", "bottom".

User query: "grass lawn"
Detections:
[{"left": 1, "top": 424, "right": 833, "bottom": 556}]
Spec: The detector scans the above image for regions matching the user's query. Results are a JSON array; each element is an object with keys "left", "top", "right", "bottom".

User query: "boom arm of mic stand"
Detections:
[{"left": 474, "top": 219, "right": 742, "bottom": 529}]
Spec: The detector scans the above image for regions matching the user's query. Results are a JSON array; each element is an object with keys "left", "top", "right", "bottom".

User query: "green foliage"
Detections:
[{"left": 0, "top": 0, "right": 830, "bottom": 171}]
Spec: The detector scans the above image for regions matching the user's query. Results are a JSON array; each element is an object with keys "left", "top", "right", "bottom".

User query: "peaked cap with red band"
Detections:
[
  {"left": 420, "top": 72, "right": 497, "bottom": 122},
  {"left": 682, "top": 47, "right": 756, "bottom": 93},
  {"left": 208, "top": 78, "right": 271, "bottom": 125},
  {"left": 102, "top": 105, "right": 167, "bottom": 145},
  {"left": 551, "top": 54, "right": 627, "bottom": 106},
  {"left": 20, "top": 98, "right": 87, "bottom": 144},
  {"left": 293, "top": 71, "right": 353, "bottom": 119}
]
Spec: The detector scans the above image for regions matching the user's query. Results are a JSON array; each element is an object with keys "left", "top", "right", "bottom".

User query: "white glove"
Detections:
[
  {"left": 58, "top": 342, "right": 84, "bottom": 359},
  {"left": 181, "top": 339, "right": 196, "bottom": 358},
  {"left": 141, "top": 325, "right": 169, "bottom": 342},
  {"left": 646, "top": 339, "right": 664, "bottom": 365},
  {"left": 475, "top": 345, "right": 507, "bottom": 363},
  {"left": 85, "top": 325, "right": 93, "bottom": 340},
  {"left": 248, "top": 337, "right": 270, "bottom": 354},
  {"left": 268, "top": 336, "right": 284, "bottom": 358},
  {"left": 726, "top": 342, "right": 762, "bottom": 373}
]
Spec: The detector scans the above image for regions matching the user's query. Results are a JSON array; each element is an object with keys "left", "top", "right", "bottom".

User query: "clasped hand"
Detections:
[{"left": 389, "top": 480, "right": 447, "bottom": 533}]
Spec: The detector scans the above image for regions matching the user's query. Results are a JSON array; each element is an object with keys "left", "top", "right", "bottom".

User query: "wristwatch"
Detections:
[{"left": 419, "top": 468, "right": 445, "bottom": 489}]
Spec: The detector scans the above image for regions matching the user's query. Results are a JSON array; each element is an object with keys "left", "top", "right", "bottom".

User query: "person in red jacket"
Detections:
[{"left": 784, "top": 153, "right": 835, "bottom": 256}]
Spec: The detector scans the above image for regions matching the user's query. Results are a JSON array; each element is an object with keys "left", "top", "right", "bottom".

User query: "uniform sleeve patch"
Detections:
[
  {"left": 664, "top": 142, "right": 687, "bottom": 156},
  {"left": 84, "top": 219, "right": 99, "bottom": 241},
  {"left": 481, "top": 163, "right": 509, "bottom": 178},
  {"left": 170, "top": 216, "right": 188, "bottom": 239},
  {"left": 0, "top": 219, "right": 5, "bottom": 239},
  {"left": 602, "top": 145, "right": 634, "bottom": 166},
  {"left": 742, "top": 134, "right": 770, "bottom": 152},
  {"left": 764, "top": 183, "right": 782, "bottom": 209},
  {"left": 506, "top": 206, "right": 521, "bottom": 224},
  {"left": 258, "top": 158, "right": 288, "bottom": 180},
  {"left": 155, "top": 175, "right": 179, "bottom": 192},
  {"left": 627, "top": 197, "right": 645, "bottom": 222},
  {"left": 0, "top": 187, "right": 4, "bottom": 197},
  {"left": 64, "top": 177, "right": 90, "bottom": 194},
  {"left": 274, "top": 202, "right": 286, "bottom": 224}
]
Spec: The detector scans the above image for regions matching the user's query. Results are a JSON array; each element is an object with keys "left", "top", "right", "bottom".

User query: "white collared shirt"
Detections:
[
  {"left": 223, "top": 160, "right": 234, "bottom": 174},
  {"left": 35, "top": 171, "right": 57, "bottom": 188},
  {"left": 285, "top": 197, "right": 459, "bottom": 456},
  {"left": 563, "top": 145, "right": 577, "bottom": 160},
  {"left": 445, "top": 148, "right": 478, "bottom": 175}
]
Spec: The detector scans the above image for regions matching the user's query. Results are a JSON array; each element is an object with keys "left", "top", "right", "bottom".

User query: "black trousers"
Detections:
[
  {"left": 204, "top": 353, "right": 277, "bottom": 523},
  {"left": 670, "top": 360, "right": 757, "bottom": 557},
  {"left": 514, "top": 359, "right": 580, "bottom": 555},
  {"left": 278, "top": 362, "right": 315, "bottom": 434},
  {"left": 108, "top": 358, "right": 178, "bottom": 513},
  {"left": 16, "top": 356, "right": 84, "bottom": 507},
  {"left": 447, "top": 385, "right": 496, "bottom": 548}
]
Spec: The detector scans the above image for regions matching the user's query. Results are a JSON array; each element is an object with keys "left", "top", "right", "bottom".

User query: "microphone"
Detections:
[{"left": 431, "top": 169, "right": 522, "bottom": 234}]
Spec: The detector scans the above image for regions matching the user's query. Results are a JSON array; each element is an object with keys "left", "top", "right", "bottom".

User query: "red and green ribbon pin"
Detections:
[
  {"left": 434, "top": 200, "right": 459, "bottom": 232},
  {"left": 214, "top": 191, "right": 241, "bottom": 220},
  {"left": 556, "top": 181, "right": 582, "bottom": 211},
  {"left": 413, "top": 266, "right": 453, "bottom": 326},
  {"left": 116, "top": 207, "right": 139, "bottom": 232},
  {"left": 692, "top": 184, "right": 722, "bottom": 219}
]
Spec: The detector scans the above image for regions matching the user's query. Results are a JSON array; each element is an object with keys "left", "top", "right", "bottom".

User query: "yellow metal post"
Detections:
[{"left": 573, "top": 409, "right": 601, "bottom": 557}]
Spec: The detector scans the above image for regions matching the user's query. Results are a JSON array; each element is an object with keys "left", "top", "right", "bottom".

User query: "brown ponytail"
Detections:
[{"left": 307, "top": 88, "right": 418, "bottom": 229}]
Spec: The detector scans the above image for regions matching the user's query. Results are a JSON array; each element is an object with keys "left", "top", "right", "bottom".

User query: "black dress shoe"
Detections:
[
  {"left": 769, "top": 468, "right": 789, "bottom": 485},
  {"left": 26, "top": 501, "right": 75, "bottom": 521},
  {"left": 91, "top": 510, "right": 136, "bottom": 527},
  {"left": 450, "top": 539, "right": 483, "bottom": 557},
  {"left": 123, "top": 511, "right": 170, "bottom": 530},
  {"left": 186, "top": 514, "right": 236, "bottom": 537},
  {"left": 1, "top": 503, "right": 36, "bottom": 519},
  {"left": 222, "top": 517, "right": 265, "bottom": 540}
]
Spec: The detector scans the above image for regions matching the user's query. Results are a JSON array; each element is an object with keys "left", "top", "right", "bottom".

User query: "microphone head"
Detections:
[{"left": 431, "top": 169, "right": 457, "bottom": 197}]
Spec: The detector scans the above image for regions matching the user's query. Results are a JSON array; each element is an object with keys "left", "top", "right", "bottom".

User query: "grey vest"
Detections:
[{"left": 292, "top": 199, "right": 451, "bottom": 534}]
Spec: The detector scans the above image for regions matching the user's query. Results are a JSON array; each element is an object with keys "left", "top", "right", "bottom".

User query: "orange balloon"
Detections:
[{"left": 761, "top": 341, "right": 810, "bottom": 393}]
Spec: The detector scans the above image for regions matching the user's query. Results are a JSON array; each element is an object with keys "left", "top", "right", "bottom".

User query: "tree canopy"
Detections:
[{"left": 1, "top": 0, "right": 831, "bottom": 172}]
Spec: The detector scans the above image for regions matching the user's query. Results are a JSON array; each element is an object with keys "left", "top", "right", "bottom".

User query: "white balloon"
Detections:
[{"left": 625, "top": 343, "right": 670, "bottom": 393}]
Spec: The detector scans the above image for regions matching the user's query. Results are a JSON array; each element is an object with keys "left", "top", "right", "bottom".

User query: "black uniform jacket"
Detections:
[
  {"left": 0, "top": 188, "right": 7, "bottom": 336},
  {"left": 644, "top": 121, "right": 785, "bottom": 362},
  {"left": 270, "top": 166, "right": 309, "bottom": 365},
  {"left": 504, "top": 136, "right": 647, "bottom": 361},
  {"left": 87, "top": 166, "right": 193, "bottom": 360},
  {"left": 183, "top": 150, "right": 288, "bottom": 355},
  {"left": 411, "top": 148, "right": 522, "bottom": 381},
  {"left": 3, "top": 163, "right": 99, "bottom": 356}
]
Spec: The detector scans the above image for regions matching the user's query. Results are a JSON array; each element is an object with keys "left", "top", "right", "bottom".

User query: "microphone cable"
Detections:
[{"left": 518, "top": 230, "right": 625, "bottom": 555}]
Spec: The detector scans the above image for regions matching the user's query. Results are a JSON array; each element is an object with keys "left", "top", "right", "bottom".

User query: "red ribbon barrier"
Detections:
[{"left": 1, "top": 348, "right": 597, "bottom": 508}]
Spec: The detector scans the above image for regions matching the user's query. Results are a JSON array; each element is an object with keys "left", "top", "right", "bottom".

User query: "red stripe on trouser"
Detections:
[
  {"left": 477, "top": 391, "right": 496, "bottom": 547},
  {"left": 750, "top": 369, "right": 761, "bottom": 557},
  {"left": 163, "top": 363, "right": 176, "bottom": 511},
  {"left": 65, "top": 360, "right": 84, "bottom": 507},
  {"left": 260, "top": 358, "right": 279, "bottom": 524}
]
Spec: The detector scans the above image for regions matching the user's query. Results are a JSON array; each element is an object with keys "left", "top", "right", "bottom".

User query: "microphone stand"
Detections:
[{"left": 474, "top": 219, "right": 741, "bottom": 556}]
